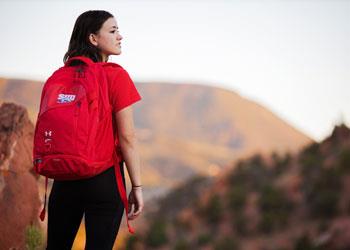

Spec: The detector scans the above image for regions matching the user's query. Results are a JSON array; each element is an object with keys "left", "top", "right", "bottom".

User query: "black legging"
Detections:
[{"left": 46, "top": 162, "right": 125, "bottom": 250}]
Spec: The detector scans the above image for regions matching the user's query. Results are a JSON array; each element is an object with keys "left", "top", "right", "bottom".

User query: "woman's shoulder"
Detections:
[
  {"left": 101, "top": 62, "right": 130, "bottom": 79},
  {"left": 102, "top": 62, "right": 124, "bottom": 72}
]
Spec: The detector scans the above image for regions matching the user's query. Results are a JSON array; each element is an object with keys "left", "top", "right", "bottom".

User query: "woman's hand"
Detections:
[{"left": 127, "top": 187, "right": 144, "bottom": 220}]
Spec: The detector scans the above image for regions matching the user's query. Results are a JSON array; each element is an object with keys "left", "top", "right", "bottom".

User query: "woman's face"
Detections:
[{"left": 89, "top": 17, "right": 123, "bottom": 61}]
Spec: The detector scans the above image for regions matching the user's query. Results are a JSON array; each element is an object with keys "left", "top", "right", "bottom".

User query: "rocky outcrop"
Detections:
[
  {"left": 126, "top": 124, "right": 350, "bottom": 249},
  {"left": 0, "top": 102, "right": 41, "bottom": 250}
]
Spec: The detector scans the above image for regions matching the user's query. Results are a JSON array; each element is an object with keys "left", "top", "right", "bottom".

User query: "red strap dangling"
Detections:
[
  {"left": 113, "top": 151, "right": 135, "bottom": 234},
  {"left": 39, "top": 176, "right": 48, "bottom": 221}
]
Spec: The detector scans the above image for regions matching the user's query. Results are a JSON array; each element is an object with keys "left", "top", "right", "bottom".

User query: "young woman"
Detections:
[{"left": 46, "top": 10, "right": 144, "bottom": 250}]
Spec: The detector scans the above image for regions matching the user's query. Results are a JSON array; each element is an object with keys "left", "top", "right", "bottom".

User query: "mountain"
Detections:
[
  {"left": 125, "top": 124, "right": 350, "bottom": 250},
  {"left": 0, "top": 103, "right": 41, "bottom": 250},
  {"left": 0, "top": 76, "right": 314, "bottom": 248},
  {"left": 0, "top": 77, "right": 312, "bottom": 201}
]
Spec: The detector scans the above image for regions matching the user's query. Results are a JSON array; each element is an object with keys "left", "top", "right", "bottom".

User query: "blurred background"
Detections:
[{"left": 0, "top": 0, "right": 349, "bottom": 249}]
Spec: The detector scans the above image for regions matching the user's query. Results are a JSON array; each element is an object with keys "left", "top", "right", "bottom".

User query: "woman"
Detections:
[{"left": 46, "top": 10, "right": 144, "bottom": 250}]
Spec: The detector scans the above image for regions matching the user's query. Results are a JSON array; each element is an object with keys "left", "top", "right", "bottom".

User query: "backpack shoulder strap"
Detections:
[
  {"left": 99, "top": 62, "right": 123, "bottom": 69},
  {"left": 65, "top": 56, "right": 94, "bottom": 67}
]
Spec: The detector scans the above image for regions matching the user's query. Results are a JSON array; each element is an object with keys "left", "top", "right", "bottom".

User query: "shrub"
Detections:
[
  {"left": 301, "top": 142, "right": 321, "bottom": 156},
  {"left": 204, "top": 194, "right": 223, "bottom": 225},
  {"left": 145, "top": 218, "right": 169, "bottom": 247},
  {"left": 125, "top": 234, "right": 141, "bottom": 250},
  {"left": 338, "top": 147, "right": 350, "bottom": 172},
  {"left": 196, "top": 233, "right": 212, "bottom": 246},
  {"left": 317, "top": 219, "right": 330, "bottom": 233},
  {"left": 213, "top": 236, "right": 239, "bottom": 250},
  {"left": 258, "top": 184, "right": 293, "bottom": 233},
  {"left": 293, "top": 232, "right": 324, "bottom": 250},
  {"left": 250, "top": 154, "right": 264, "bottom": 167},
  {"left": 173, "top": 238, "right": 191, "bottom": 250},
  {"left": 259, "top": 211, "right": 275, "bottom": 234},
  {"left": 300, "top": 153, "right": 323, "bottom": 178},
  {"left": 299, "top": 142, "right": 324, "bottom": 179},
  {"left": 227, "top": 160, "right": 248, "bottom": 188},
  {"left": 227, "top": 185, "right": 247, "bottom": 213},
  {"left": 232, "top": 211, "right": 248, "bottom": 236},
  {"left": 158, "top": 174, "right": 210, "bottom": 218},
  {"left": 309, "top": 189, "right": 340, "bottom": 218},
  {"left": 173, "top": 216, "right": 192, "bottom": 232},
  {"left": 271, "top": 151, "right": 291, "bottom": 175},
  {"left": 294, "top": 233, "right": 313, "bottom": 250},
  {"left": 25, "top": 224, "right": 43, "bottom": 250},
  {"left": 227, "top": 154, "right": 272, "bottom": 192},
  {"left": 304, "top": 168, "right": 341, "bottom": 219}
]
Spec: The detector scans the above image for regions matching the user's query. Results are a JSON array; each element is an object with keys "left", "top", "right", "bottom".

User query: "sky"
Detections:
[{"left": 0, "top": 0, "right": 349, "bottom": 142}]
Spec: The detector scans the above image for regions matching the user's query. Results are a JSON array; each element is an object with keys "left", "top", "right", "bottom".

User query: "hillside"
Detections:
[
  {"left": 0, "top": 76, "right": 314, "bottom": 248},
  {"left": 0, "top": 77, "right": 312, "bottom": 201},
  {"left": 124, "top": 124, "right": 350, "bottom": 250}
]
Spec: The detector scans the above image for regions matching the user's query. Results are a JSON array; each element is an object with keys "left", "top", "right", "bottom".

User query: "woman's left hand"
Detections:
[{"left": 127, "top": 187, "right": 144, "bottom": 220}]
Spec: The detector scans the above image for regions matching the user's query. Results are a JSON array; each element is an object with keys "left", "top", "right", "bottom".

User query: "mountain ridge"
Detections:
[{"left": 0, "top": 77, "right": 312, "bottom": 198}]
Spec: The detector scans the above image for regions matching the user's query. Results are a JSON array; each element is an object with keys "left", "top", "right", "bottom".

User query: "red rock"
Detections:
[{"left": 0, "top": 102, "right": 41, "bottom": 250}]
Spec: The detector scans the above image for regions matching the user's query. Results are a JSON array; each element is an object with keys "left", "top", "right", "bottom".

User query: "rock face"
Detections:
[{"left": 0, "top": 102, "right": 41, "bottom": 250}]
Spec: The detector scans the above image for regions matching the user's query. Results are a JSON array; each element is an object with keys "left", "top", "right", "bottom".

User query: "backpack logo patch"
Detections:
[{"left": 57, "top": 94, "right": 76, "bottom": 103}]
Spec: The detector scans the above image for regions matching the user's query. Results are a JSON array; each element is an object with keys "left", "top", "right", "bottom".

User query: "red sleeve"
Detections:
[{"left": 108, "top": 68, "right": 141, "bottom": 112}]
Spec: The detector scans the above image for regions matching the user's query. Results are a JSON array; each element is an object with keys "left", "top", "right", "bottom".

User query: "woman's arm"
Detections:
[
  {"left": 115, "top": 105, "right": 142, "bottom": 187},
  {"left": 115, "top": 105, "right": 143, "bottom": 219}
]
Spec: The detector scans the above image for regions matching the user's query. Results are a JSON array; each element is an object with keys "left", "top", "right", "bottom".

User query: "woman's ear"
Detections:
[{"left": 89, "top": 33, "right": 98, "bottom": 47}]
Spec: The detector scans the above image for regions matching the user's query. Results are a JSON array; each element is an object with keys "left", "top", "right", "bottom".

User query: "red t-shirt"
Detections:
[{"left": 104, "top": 64, "right": 141, "bottom": 162}]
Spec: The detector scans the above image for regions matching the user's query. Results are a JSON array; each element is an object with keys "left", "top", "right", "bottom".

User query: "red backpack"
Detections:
[{"left": 33, "top": 56, "right": 135, "bottom": 234}]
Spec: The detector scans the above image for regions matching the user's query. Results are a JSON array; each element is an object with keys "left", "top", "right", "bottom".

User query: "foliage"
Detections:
[
  {"left": 298, "top": 140, "right": 342, "bottom": 219},
  {"left": 25, "top": 224, "right": 43, "bottom": 250},
  {"left": 232, "top": 211, "right": 248, "bottom": 236},
  {"left": 203, "top": 194, "right": 223, "bottom": 225},
  {"left": 173, "top": 238, "right": 191, "bottom": 250},
  {"left": 303, "top": 168, "right": 341, "bottom": 219},
  {"left": 294, "top": 232, "right": 325, "bottom": 250},
  {"left": 145, "top": 218, "right": 169, "bottom": 247},
  {"left": 299, "top": 142, "right": 324, "bottom": 177},
  {"left": 227, "top": 184, "right": 247, "bottom": 213},
  {"left": 338, "top": 147, "right": 350, "bottom": 172},
  {"left": 294, "top": 233, "right": 313, "bottom": 250},
  {"left": 213, "top": 236, "right": 239, "bottom": 250},
  {"left": 271, "top": 151, "right": 292, "bottom": 175},
  {"left": 196, "top": 233, "right": 212, "bottom": 246},
  {"left": 125, "top": 234, "right": 141, "bottom": 250},
  {"left": 301, "top": 142, "right": 321, "bottom": 157},
  {"left": 227, "top": 154, "right": 272, "bottom": 192},
  {"left": 258, "top": 184, "right": 293, "bottom": 233},
  {"left": 173, "top": 216, "right": 192, "bottom": 233},
  {"left": 158, "top": 175, "right": 210, "bottom": 219},
  {"left": 300, "top": 156, "right": 323, "bottom": 179}
]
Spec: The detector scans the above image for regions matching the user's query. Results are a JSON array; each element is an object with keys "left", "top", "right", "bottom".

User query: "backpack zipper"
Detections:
[
  {"left": 74, "top": 101, "right": 81, "bottom": 116},
  {"left": 73, "top": 101, "right": 81, "bottom": 149}
]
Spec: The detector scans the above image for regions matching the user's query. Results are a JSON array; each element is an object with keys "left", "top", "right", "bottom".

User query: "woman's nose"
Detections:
[{"left": 118, "top": 34, "right": 123, "bottom": 40}]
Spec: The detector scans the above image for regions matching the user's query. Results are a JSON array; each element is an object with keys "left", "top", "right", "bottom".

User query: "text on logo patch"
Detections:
[{"left": 57, "top": 94, "right": 76, "bottom": 103}]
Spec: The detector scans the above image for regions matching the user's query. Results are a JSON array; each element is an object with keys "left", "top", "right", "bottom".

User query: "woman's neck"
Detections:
[{"left": 101, "top": 54, "right": 109, "bottom": 62}]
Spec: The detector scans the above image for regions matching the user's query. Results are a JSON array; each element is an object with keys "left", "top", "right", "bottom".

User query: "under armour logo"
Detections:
[
  {"left": 45, "top": 130, "right": 52, "bottom": 137},
  {"left": 57, "top": 94, "right": 76, "bottom": 103}
]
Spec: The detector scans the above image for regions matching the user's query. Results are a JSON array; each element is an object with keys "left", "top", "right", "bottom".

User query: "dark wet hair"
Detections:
[{"left": 63, "top": 10, "right": 114, "bottom": 63}]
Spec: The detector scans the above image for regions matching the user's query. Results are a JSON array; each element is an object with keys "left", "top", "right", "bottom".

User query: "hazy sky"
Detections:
[{"left": 0, "top": 0, "right": 349, "bottom": 141}]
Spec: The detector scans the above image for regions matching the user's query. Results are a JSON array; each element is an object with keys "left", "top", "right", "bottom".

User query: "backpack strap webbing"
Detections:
[{"left": 113, "top": 151, "right": 135, "bottom": 234}]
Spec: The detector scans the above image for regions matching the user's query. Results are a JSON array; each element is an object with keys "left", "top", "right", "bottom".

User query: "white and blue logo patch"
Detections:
[{"left": 57, "top": 94, "right": 76, "bottom": 103}]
